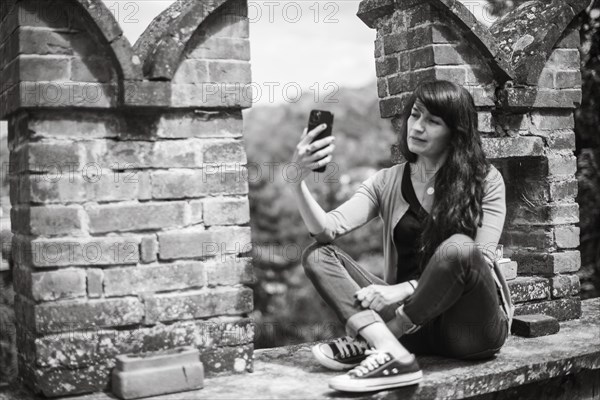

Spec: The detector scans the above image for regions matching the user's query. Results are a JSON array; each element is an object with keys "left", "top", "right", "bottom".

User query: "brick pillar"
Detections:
[
  {"left": 0, "top": 0, "right": 254, "bottom": 396},
  {"left": 358, "top": 0, "right": 587, "bottom": 321}
]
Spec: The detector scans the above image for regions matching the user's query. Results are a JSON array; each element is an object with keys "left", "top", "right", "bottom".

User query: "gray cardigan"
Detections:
[{"left": 310, "top": 161, "right": 514, "bottom": 328}]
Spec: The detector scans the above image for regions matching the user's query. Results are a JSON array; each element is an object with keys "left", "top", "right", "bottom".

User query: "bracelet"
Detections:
[{"left": 407, "top": 280, "right": 416, "bottom": 291}]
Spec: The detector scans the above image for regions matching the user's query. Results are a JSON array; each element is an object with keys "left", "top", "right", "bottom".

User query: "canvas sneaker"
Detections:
[
  {"left": 328, "top": 349, "right": 423, "bottom": 392},
  {"left": 311, "top": 336, "right": 370, "bottom": 370}
]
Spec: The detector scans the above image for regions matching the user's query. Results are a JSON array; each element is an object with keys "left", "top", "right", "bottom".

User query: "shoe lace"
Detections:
[
  {"left": 333, "top": 336, "right": 369, "bottom": 358},
  {"left": 349, "top": 350, "right": 390, "bottom": 377}
]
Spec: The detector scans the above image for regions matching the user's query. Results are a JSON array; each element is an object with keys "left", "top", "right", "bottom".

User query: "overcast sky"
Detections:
[{"left": 102, "top": 0, "right": 494, "bottom": 106}]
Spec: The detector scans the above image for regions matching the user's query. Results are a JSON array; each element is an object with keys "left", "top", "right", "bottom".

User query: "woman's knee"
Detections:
[
  {"left": 301, "top": 241, "right": 335, "bottom": 275},
  {"left": 432, "top": 233, "right": 484, "bottom": 269}
]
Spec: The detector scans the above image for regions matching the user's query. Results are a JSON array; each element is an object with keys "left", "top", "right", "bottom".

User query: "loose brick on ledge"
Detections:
[
  {"left": 205, "top": 256, "right": 254, "bottom": 286},
  {"left": 144, "top": 286, "right": 253, "bottom": 324},
  {"left": 482, "top": 137, "right": 544, "bottom": 159},
  {"left": 203, "top": 197, "right": 250, "bottom": 226},
  {"left": 103, "top": 262, "right": 205, "bottom": 297},
  {"left": 12, "top": 235, "right": 141, "bottom": 268},
  {"left": 511, "top": 314, "right": 560, "bottom": 337},
  {"left": 158, "top": 226, "right": 251, "bottom": 260},
  {"left": 551, "top": 274, "right": 580, "bottom": 298},
  {"left": 17, "top": 294, "right": 144, "bottom": 334},
  {"left": 553, "top": 225, "right": 580, "bottom": 249},
  {"left": 513, "top": 250, "right": 580, "bottom": 274},
  {"left": 156, "top": 110, "right": 243, "bottom": 139},
  {"left": 514, "top": 297, "right": 581, "bottom": 322},
  {"left": 86, "top": 201, "right": 187, "bottom": 233},
  {"left": 11, "top": 205, "right": 84, "bottom": 237},
  {"left": 151, "top": 169, "right": 248, "bottom": 200},
  {"left": 507, "top": 276, "right": 550, "bottom": 303}
]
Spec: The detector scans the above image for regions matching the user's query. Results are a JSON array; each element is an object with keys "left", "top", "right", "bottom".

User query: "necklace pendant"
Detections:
[{"left": 426, "top": 187, "right": 435, "bottom": 195}]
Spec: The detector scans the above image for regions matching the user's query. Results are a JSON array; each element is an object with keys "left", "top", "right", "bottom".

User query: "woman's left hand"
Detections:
[{"left": 355, "top": 284, "right": 409, "bottom": 312}]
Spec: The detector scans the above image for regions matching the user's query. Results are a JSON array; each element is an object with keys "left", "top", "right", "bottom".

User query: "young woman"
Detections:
[{"left": 290, "top": 80, "right": 513, "bottom": 393}]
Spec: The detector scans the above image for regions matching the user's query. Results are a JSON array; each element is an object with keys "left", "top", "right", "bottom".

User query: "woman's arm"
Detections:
[{"left": 290, "top": 181, "right": 328, "bottom": 235}]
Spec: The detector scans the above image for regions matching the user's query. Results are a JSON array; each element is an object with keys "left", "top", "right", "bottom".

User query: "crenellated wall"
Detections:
[
  {"left": 0, "top": 0, "right": 254, "bottom": 396},
  {"left": 358, "top": 0, "right": 585, "bottom": 321}
]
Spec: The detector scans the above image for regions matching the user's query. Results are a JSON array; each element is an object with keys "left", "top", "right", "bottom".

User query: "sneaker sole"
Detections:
[
  {"left": 328, "top": 370, "right": 423, "bottom": 392},
  {"left": 311, "top": 345, "right": 359, "bottom": 371}
]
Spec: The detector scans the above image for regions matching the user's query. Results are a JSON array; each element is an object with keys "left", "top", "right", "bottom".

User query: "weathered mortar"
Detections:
[
  {"left": 357, "top": 0, "right": 585, "bottom": 320},
  {"left": 0, "top": 0, "right": 254, "bottom": 396}
]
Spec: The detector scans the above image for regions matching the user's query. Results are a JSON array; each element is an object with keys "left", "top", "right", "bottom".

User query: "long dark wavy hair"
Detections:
[{"left": 395, "top": 80, "right": 490, "bottom": 269}]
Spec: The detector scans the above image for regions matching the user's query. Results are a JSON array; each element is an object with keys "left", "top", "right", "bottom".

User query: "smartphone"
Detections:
[{"left": 306, "top": 109, "right": 334, "bottom": 173}]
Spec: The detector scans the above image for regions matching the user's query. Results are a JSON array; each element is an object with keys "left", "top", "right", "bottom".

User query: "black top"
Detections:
[{"left": 393, "top": 163, "right": 429, "bottom": 284}]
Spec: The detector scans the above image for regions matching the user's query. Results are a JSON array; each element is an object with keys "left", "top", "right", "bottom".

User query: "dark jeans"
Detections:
[{"left": 301, "top": 234, "right": 509, "bottom": 360}]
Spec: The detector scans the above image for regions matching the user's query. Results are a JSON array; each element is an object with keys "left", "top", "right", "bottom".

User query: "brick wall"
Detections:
[
  {"left": 0, "top": 0, "right": 254, "bottom": 397},
  {"left": 358, "top": 0, "right": 587, "bottom": 321}
]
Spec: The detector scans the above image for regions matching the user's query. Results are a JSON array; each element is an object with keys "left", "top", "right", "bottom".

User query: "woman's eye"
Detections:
[
  {"left": 430, "top": 119, "right": 440, "bottom": 125},
  {"left": 410, "top": 113, "right": 419, "bottom": 118}
]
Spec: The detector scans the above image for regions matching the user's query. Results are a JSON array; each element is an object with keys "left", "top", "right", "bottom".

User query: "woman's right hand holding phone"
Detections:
[{"left": 291, "top": 124, "right": 336, "bottom": 184}]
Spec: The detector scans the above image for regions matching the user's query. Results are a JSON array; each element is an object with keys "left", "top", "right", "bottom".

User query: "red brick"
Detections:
[
  {"left": 376, "top": 56, "right": 398, "bottom": 77},
  {"left": 158, "top": 227, "right": 251, "bottom": 260},
  {"left": 513, "top": 297, "right": 581, "bottom": 321},
  {"left": 12, "top": 205, "right": 84, "bottom": 236},
  {"left": 103, "top": 262, "right": 205, "bottom": 296},
  {"left": 203, "top": 197, "right": 250, "bottom": 226},
  {"left": 433, "top": 66, "right": 466, "bottom": 84},
  {"left": 17, "top": 294, "right": 144, "bottom": 334},
  {"left": 144, "top": 286, "right": 252, "bottom": 324},
  {"left": 189, "top": 200, "right": 203, "bottom": 225},
  {"left": 12, "top": 235, "right": 141, "bottom": 268},
  {"left": 531, "top": 112, "right": 574, "bottom": 130},
  {"left": 380, "top": 94, "right": 412, "bottom": 118},
  {"left": 15, "top": 81, "right": 117, "bottom": 110},
  {"left": 549, "top": 179, "right": 578, "bottom": 201},
  {"left": 383, "top": 33, "right": 408, "bottom": 54},
  {"left": 151, "top": 169, "right": 248, "bottom": 200},
  {"left": 547, "top": 153, "right": 577, "bottom": 176},
  {"left": 497, "top": 259, "right": 517, "bottom": 280},
  {"left": 432, "top": 44, "right": 467, "bottom": 65},
  {"left": 12, "top": 140, "right": 86, "bottom": 173},
  {"left": 156, "top": 111, "right": 243, "bottom": 139},
  {"left": 501, "top": 229, "right": 553, "bottom": 250},
  {"left": 200, "top": 344, "right": 253, "bottom": 376},
  {"left": 86, "top": 201, "right": 187, "bottom": 233},
  {"left": 508, "top": 203, "right": 579, "bottom": 226},
  {"left": 513, "top": 250, "right": 580, "bottom": 274},
  {"left": 482, "top": 137, "right": 544, "bottom": 159},
  {"left": 374, "top": 38, "right": 383, "bottom": 58},
  {"left": 537, "top": 69, "right": 555, "bottom": 89},
  {"left": 12, "top": 111, "right": 120, "bottom": 140},
  {"left": 503, "top": 88, "right": 581, "bottom": 109},
  {"left": 553, "top": 225, "right": 580, "bottom": 249},
  {"left": 15, "top": 263, "right": 86, "bottom": 301},
  {"left": 203, "top": 140, "right": 247, "bottom": 164},
  {"left": 478, "top": 111, "right": 493, "bottom": 133},
  {"left": 140, "top": 235, "right": 158, "bottom": 263},
  {"left": 377, "top": 77, "right": 388, "bottom": 98},
  {"left": 551, "top": 274, "right": 580, "bottom": 298},
  {"left": 205, "top": 256, "right": 254, "bottom": 286},
  {"left": 172, "top": 59, "right": 209, "bottom": 83},
  {"left": 511, "top": 314, "right": 559, "bottom": 337},
  {"left": 507, "top": 276, "right": 550, "bottom": 303},
  {"left": 16, "top": 0, "right": 81, "bottom": 30},
  {"left": 87, "top": 268, "right": 103, "bottom": 298}
]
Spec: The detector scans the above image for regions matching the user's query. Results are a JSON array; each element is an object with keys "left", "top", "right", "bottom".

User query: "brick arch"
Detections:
[
  {"left": 490, "top": 0, "right": 589, "bottom": 85},
  {"left": 135, "top": 0, "right": 231, "bottom": 80}
]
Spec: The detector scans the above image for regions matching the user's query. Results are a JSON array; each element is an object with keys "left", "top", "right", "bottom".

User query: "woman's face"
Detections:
[{"left": 406, "top": 100, "right": 452, "bottom": 161}]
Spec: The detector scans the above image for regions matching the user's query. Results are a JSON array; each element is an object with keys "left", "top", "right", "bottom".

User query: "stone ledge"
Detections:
[{"left": 1, "top": 298, "right": 599, "bottom": 399}]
